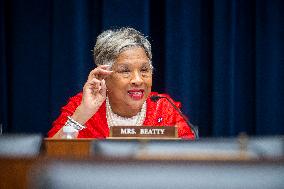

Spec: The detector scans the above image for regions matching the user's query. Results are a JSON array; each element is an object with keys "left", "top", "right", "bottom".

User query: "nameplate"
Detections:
[{"left": 109, "top": 126, "right": 178, "bottom": 138}]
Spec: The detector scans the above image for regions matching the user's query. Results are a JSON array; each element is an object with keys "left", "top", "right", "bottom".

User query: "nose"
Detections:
[{"left": 130, "top": 71, "right": 143, "bottom": 86}]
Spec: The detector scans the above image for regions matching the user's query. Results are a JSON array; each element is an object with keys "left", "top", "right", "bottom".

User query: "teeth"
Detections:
[{"left": 128, "top": 91, "right": 142, "bottom": 95}]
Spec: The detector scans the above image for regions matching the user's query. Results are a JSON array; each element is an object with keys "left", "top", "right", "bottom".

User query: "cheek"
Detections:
[
  {"left": 106, "top": 76, "right": 127, "bottom": 93},
  {"left": 145, "top": 77, "right": 152, "bottom": 89},
  {"left": 143, "top": 78, "right": 152, "bottom": 97}
]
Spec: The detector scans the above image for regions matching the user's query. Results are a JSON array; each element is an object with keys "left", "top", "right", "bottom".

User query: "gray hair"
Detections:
[{"left": 93, "top": 27, "right": 152, "bottom": 67}]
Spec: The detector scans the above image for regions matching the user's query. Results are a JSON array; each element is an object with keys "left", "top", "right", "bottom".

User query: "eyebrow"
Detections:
[
  {"left": 141, "top": 62, "right": 151, "bottom": 67},
  {"left": 115, "top": 61, "right": 151, "bottom": 68},
  {"left": 115, "top": 64, "right": 129, "bottom": 69}
]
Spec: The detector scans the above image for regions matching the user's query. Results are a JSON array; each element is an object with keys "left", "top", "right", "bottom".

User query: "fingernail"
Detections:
[{"left": 103, "top": 65, "right": 111, "bottom": 71}]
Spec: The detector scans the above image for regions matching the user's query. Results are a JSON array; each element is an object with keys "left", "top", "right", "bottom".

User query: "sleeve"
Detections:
[
  {"left": 47, "top": 94, "right": 82, "bottom": 137},
  {"left": 175, "top": 113, "right": 195, "bottom": 139},
  {"left": 156, "top": 94, "right": 196, "bottom": 139},
  {"left": 173, "top": 101, "right": 195, "bottom": 140}
]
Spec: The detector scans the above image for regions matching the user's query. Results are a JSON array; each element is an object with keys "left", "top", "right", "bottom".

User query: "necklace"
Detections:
[{"left": 106, "top": 97, "right": 146, "bottom": 127}]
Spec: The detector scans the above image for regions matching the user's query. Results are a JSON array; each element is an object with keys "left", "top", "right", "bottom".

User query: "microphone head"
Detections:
[{"left": 150, "top": 96, "right": 161, "bottom": 102}]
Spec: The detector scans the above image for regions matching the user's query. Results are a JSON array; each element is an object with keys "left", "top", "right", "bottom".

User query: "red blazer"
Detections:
[{"left": 48, "top": 92, "right": 195, "bottom": 139}]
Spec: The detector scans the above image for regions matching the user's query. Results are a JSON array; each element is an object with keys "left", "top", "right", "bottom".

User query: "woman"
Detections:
[{"left": 48, "top": 27, "right": 195, "bottom": 139}]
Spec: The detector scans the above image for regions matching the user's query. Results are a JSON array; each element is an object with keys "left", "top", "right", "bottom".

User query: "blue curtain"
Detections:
[{"left": 1, "top": 0, "right": 283, "bottom": 137}]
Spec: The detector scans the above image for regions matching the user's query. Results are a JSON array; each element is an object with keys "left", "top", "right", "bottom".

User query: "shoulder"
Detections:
[
  {"left": 147, "top": 92, "right": 181, "bottom": 108},
  {"left": 69, "top": 92, "right": 83, "bottom": 102},
  {"left": 64, "top": 92, "right": 83, "bottom": 106},
  {"left": 60, "top": 92, "right": 83, "bottom": 111},
  {"left": 144, "top": 92, "right": 183, "bottom": 125}
]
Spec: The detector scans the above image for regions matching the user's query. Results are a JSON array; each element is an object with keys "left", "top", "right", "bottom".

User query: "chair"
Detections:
[
  {"left": 31, "top": 160, "right": 284, "bottom": 189},
  {"left": 91, "top": 137, "right": 284, "bottom": 160},
  {"left": 0, "top": 134, "right": 42, "bottom": 157}
]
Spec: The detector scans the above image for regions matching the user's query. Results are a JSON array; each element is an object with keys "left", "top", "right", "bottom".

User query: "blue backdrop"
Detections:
[{"left": 1, "top": 0, "right": 284, "bottom": 137}]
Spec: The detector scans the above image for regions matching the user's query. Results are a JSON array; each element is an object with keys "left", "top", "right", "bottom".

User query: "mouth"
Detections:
[{"left": 127, "top": 89, "right": 145, "bottom": 100}]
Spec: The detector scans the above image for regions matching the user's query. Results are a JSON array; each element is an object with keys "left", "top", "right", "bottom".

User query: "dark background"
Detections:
[{"left": 1, "top": 0, "right": 283, "bottom": 137}]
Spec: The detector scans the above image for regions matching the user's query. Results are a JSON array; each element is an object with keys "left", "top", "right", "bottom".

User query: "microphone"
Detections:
[{"left": 150, "top": 95, "right": 199, "bottom": 139}]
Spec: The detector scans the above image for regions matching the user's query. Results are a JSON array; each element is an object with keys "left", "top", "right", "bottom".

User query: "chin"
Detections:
[{"left": 127, "top": 100, "right": 145, "bottom": 111}]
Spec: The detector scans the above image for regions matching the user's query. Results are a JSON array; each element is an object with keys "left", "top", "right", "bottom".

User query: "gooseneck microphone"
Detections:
[{"left": 150, "top": 95, "right": 199, "bottom": 139}]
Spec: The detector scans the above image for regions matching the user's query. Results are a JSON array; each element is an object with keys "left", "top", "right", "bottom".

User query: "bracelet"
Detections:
[{"left": 65, "top": 116, "right": 86, "bottom": 131}]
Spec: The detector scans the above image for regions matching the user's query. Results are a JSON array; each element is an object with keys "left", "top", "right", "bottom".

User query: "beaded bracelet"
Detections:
[{"left": 65, "top": 116, "right": 86, "bottom": 131}]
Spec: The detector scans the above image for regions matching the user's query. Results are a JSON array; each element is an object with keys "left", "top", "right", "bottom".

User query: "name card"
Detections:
[{"left": 109, "top": 126, "right": 178, "bottom": 138}]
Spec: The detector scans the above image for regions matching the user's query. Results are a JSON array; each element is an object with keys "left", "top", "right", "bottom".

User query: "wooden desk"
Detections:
[
  {"left": 43, "top": 139, "right": 93, "bottom": 158},
  {"left": 42, "top": 138, "right": 272, "bottom": 161},
  {"left": 1, "top": 156, "right": 284, "bottom": 189},
  {"left": 0, "top": 157, "right": 37, "bottom": 189},
  {"left": 43, "top": 138, "right": 180, "bottom": 158},
  {"left": 1, "top": 138, "right": 284, "bottom": 189}
]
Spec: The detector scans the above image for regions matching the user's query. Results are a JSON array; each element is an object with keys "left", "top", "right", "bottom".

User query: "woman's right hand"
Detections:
[{"left": 71, "top": 65, "right": 113, "bottom": 125}]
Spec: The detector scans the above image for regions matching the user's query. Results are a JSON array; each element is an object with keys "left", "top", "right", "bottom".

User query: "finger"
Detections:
[
  {"left": 98, "top": 65, "right": 112, "bottom": 71},
  {"left": 88, "top": 67, "right": 113, "bottom": 81},
  {"left": 84, "top": 77, "right": 100, "bottom": 92},
  {"left": 88, "top": 69, "right": 112, "bottom": 81},
  {"left": 99, "top": 79, "right": 106, "bottom": 95},
  {"left": 89, "top": 78, "right": 101, "bottom": 89},
  {"left": 87, "top": 83, "right": 101, "bottom": 92}
]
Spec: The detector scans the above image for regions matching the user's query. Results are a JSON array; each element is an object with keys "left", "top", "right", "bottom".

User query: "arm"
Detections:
[
  {"left": 47, "top": 94, "right": 81, "bottom": 138},
  {"left": 164, "top": 97, "right": 196, "bottom": 139},
  {"left": 175, "top": 112, "right": 195, "bottom": 140},
  {"left": 162, "top": 95, "right": 196, "bottom": 139},
  {"left": 48, "top": 65, "right": 112, "bottom": 138}
]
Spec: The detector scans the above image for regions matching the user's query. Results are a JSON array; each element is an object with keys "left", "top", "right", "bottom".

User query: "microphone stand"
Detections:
[{"left": 151, "top": 96, "right": 199, "bottom": 140}]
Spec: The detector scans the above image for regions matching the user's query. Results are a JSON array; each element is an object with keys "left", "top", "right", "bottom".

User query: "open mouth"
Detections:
[{"left": 127, "top": 89, "right": 145, "bottom": 100}]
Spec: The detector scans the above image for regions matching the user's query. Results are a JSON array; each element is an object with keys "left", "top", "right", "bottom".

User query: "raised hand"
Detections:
[{"left": 71, "top": 65, "right": 113, "bottom": 125}]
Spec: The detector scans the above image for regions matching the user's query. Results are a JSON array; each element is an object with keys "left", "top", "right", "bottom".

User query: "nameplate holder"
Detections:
[{"left": 109, "top": 126, "right": 178, "bottom": 139}]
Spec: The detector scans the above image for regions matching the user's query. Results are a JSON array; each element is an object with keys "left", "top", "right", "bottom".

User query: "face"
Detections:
[{"left": 106, "top": 47, "right": 152, "bottom": 117}]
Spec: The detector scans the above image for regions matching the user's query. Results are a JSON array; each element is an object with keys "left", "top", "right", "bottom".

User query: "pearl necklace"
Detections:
[{"left": 106, "top": 97, "right": 146, "bottom": 127}]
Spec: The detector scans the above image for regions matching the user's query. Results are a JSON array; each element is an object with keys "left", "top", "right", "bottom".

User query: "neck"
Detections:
[{"left": 107, "top": 99, "right": 140, "bottom": 118}]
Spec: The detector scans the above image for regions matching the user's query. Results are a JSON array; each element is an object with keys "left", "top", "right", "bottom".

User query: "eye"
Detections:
[
  {"left": 141, "top": 67, "right": 152, "bottom": 75},
  {"left": 116, "top": 66, "right": 130, "bottom": 73},
  {"left": 118, "top": 68, "right": 130, "bottom": 73},
  {"left": 141, "top": 67, "right": 149, "bottom": 72},
  {"left": 115, "top": 67, "right": 131, "bottom": 78}
]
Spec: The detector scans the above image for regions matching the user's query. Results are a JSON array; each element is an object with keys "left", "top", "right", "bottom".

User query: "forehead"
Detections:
[{"left": 114, "top": 47, "right": 149, "bottom": 67}]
